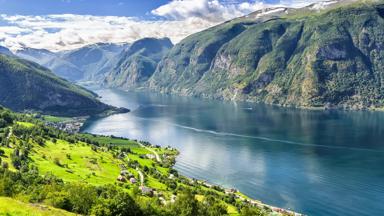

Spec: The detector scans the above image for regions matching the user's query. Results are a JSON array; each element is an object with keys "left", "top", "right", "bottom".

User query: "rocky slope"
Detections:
[
  {"left": 0, "top": 54, "right": 116, "bottom": 116},
  {"left": 104, "top": 38, "right": 173, "bottom": 89},
  {"left": 16, "top": 43, "right": 129, "bottom": 82},
  {"left": 147, "top": 1, "right": 384, "bottom": 109}
]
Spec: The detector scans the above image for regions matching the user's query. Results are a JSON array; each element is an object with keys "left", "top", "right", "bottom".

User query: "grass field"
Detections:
[
  {"left": 0, "top": 197, "right": 75, "bottom": 216},
  {"left": 42, "top": 115, "right": 71, "bottom": 123},
  {"left": 16, "top": 121, "right": 35, "bottom": 128},
  {"left": 30, "top": 140, "right": 121, "bottom": 185}
]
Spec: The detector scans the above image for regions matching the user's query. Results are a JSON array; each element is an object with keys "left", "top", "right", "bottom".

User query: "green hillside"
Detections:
[
  {"left": 0, "top": 107, "right": 293, "bottom": 216},
  {"left": 0, "top": 197, "right": 75, "bottom": 216},
  {"left": 0, "top": 54, "right": 117, "bottom": 116},
  {"left": 147, "top": 1, "right": 384, "bottom": 110}
]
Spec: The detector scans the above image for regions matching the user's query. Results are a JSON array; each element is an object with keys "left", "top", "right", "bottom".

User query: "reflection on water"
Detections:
[{"left": 82, "top": 88, "right": 384, "bottom": 216}]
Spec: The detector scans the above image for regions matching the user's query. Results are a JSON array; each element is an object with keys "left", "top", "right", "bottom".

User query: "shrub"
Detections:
[{"left": 54, "top": 158, "right": 62, "bottom": 167}]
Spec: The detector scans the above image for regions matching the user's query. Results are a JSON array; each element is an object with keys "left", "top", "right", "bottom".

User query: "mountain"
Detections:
[
  {"left": 146, "top": 1, "right": 384, "bottom": 110},
  {"left": 0, "top": 54, "right": 119, "bottom": 116},
  {"left": 103, "top": 38, "right": 173, "bottom": 89},
  {"left": 0, "top": 46, "right": 14, "bottom": 56},
  {"left": 15, "top": 43, "right": 129, "bottom": 82}
]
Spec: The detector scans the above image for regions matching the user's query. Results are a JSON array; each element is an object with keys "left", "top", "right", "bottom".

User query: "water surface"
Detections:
[{"left": 82, "top": 88, "right": 384, "bottom": 216}]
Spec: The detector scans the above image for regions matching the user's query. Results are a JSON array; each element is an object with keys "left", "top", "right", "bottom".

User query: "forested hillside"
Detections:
[
  {"left": 148, "top": 1, "right": 384, "bottom": 110},
  {"left": 0, "top": 54, "right": 116, "bottom": 116}
]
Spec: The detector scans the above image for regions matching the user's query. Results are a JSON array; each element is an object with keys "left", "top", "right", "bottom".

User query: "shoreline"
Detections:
[
  {"left": 79, "top": 117, "right": 304, "bottom": 215},
  {"left": 118, "top": 87, "right": 384, "bottom": 112},
  {"left": 141, "top": 142, "right": 304, "bottom": 216},
  {"left": 77, "top": 86, "right": 304, "bottom": 215}
]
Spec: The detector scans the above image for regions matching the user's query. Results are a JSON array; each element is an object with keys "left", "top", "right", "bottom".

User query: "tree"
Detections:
[
  {"left": 0, "top": 119, "right": 7, "bottom": 128},
  {"left": 1, "top": 162, "right": 8, "bottom": 169},
  {"left": 201, "top": 195, "right": 228, "bottom": 216},
  {"left": 240, "top": 206, "right": 265, "bottom": 216},
  {"left": 66, "top": 183, "right": 97, "bottom": 215},
  {"left": 92, "top": 187, "right": 143, "bottom": 216},
  {"left": 171, "top": 190, "right": 200, "bottom": 216}
]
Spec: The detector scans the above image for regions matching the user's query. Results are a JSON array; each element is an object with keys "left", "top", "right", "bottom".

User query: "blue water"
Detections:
[{"left": 82, "top": 88, "right": 384, "bottom": 216}]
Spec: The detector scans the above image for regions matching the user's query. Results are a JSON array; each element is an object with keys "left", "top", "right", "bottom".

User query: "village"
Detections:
[
  {"left": 113, "top": 141, "right": 303, "bottom": 216},
  {"left": 43, "top": 117, "right": 87, "bottom": 134}
]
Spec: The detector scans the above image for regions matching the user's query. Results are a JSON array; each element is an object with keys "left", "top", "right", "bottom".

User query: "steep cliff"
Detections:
[
  {"left": 104, "top": 38, "right": 173, "bottom": 89},
  {"left": 149, "top": 1, "right": 384, "bottom": 109}
]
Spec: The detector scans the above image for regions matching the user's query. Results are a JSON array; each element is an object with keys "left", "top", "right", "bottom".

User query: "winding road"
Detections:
[
  {"left": 136, "top": 168, "right": 144, "bottom": 186},
  {"left": 138, "top": 142, "right": 162, "bottom": 163}
]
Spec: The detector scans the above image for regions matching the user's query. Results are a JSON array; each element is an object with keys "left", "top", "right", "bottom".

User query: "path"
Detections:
[
  {"left": 138, "top": 142, "right": 162, "bottom": 163},
  {"left": 6, "top": 127, "right": 12, "bottom": 140},
  {"left": 136, "top": 168, "right": 144, "bottom": 186}
]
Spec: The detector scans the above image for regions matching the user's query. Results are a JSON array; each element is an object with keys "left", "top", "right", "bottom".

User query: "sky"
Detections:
[{"left": 0, "top": 0, "right": 326, "bottom": 51}]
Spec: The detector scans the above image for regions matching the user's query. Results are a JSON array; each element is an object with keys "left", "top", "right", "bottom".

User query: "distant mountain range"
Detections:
[
  {"left": 5, "top": 0, "right": 384, "bottom": 110},
  {"left": 0, "top": 46, "right": 14, "bottom": 56},
  {"left": 15, "top": 43, "right": 129, "bottom": 82},
  {"left": 0, "top": 53, "right": 122, "bottom": 116}
]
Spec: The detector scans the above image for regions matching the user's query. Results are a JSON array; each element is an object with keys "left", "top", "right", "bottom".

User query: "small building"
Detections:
[
  {"left": 120, "top": 170, "right": 133, "bottom": 177},
  {"left": 159, "top": 197, "right": 166, "bottom": 205},
  {"left": 116, "top": 175, "right": 127, "bottom": 182},
  {"left": 170, "top": 194, "right": 177, "bottom": 203},
  {"left": 139, "top": 186, "right": 154, "bottom": 197},
  {"left": 146, "top": 154, "right": 156, "bottom": 160},
  {"left": 225, "top": 188, "right": 238, "bottom": 194},
  {"left": 129, "top": 177, "right": 137, "bottom": 184}
]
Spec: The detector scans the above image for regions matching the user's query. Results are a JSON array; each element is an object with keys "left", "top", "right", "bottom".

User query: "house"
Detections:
[
  {"left": 159, "top": 197, "right": 166, "bottom": 205},
  {"left": 146, "top": 154, "right": 156, "bottom": 160},
  {"left": 120, "top": 170, "right": 133, "bottom": 178},
  {"left": 170, "top": 194, "right": 177, "bottom": 203},
  {"left": 139, "top": 186, "right": 154, "bottom": 196},
  {"left": 225, "top": 188, "right": 238, "bottom": 194},
  {"left": 129, "top": 177, "right": 137, "bottom": 184},
  {"left": 116, "top": 175, "right": 127, "bottom": 182}
]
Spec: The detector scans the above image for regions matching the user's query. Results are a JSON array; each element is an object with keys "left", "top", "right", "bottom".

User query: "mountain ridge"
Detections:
[
  {"left": 104, "top": 37, "right": 173, "bottom": 89},
  {"left": 145, "top": 0, "right": 384, "bottom": 110},
  {"left": 0, "top": 54, "right": 122, "bottom": 116},
  {"left": 15, "top": 43, "right": 129, "bottom": 82}
]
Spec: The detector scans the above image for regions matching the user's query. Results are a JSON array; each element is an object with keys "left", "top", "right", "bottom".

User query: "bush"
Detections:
[
  {"left": 65, "top": 183, "right": 97, "bottom": 215},
  {"left": 53, "top": 158, "right": 62, "bottom": 167},
  {"left": 46, "top": 191, "right": 73, "bottom": 211},
  {"left": 1, "top": 162, "right": 8, "bottom": 169}
]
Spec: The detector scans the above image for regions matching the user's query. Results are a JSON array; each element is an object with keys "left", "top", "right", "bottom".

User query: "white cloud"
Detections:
[
  {"left": 0, "top": 14, "right": 217, "bottom": 51},
  {"left": 151, "top": 0, "right": 327, "bottom": 21},
  {"left": 0, "top": 0, "right": 327, "bottom": 51},
  {"left": 152, "top": 0, "right": 268, "bottom": 22}
]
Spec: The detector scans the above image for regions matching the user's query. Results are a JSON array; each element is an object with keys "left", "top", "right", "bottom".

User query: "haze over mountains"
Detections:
[
  {"left": 16, "top": 43, "right": 129, "bottom": 82},
  {"left": 2, "top": 0, "right": 384, "bottom": 110}
]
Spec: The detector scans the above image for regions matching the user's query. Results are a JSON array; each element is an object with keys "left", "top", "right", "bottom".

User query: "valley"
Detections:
[
  {"left": 0, "top": 0, "right": 383, "bottom": 215},
  {"left": 0, "top": 107, "right": 295, "bottom": 216}
]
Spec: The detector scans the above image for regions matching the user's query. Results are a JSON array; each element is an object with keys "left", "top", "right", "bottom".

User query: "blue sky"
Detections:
[
  {"left": 0, "top": 0, "right": 323, "bottom": 51},
  {"left": 0, "top": 0, "right": 167, "bottom": 17},
  {"left": 0, "top": 0, "right": 294, "bottom": 17}
]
